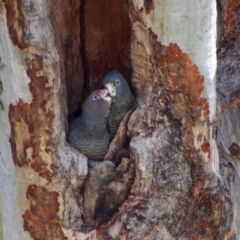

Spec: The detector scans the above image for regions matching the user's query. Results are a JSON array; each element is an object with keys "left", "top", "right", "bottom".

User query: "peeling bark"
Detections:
[
  {"left": 0, "top": 1, "right": 87, "bottom": 239},
  {"left": 2, "top": 0, "right": 27, "bottom": 49},
  {"left": 217, "top": 0, "right": 240, "bottom": 238},
  {"left": 23, "top": 185, "right": 67, "bottom": 240}
]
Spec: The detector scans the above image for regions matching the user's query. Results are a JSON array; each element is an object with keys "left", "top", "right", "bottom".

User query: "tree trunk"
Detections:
[{"left": 0, "top": 0, "right": 239, "bottom": 239}]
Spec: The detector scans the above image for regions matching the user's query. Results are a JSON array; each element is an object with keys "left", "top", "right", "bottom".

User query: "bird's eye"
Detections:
[
  {"left": 116, "top": 80, "right": 120, "bottom": 85},
  {"left": 93, "top": 95, "right": 98, "bottom": 100}
]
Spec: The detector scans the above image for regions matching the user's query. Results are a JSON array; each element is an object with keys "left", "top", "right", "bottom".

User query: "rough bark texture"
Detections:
[
  {"left": 217, "top": 0, "right": 240, "bottom": 238},
  {"left": 0, "top": 1, "right": 87, "bottom": 239},
  {"left": 0, "top": 0, "right": 239, "bottom": 240}
]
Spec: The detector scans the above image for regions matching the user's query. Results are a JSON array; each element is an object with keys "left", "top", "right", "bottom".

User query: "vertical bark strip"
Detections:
[
  {"left": 2, "top": 0, "right": 27, "bottom": 49},
  {"left": 9, "top": 57, "right": 54, "bottom": 181},
  {"left": 217, "top": 0, "right": 240, "bottom": 238},
  {"left": 23, "top": 185, "right": 67, "bottom": 240},
  {"left": 1, "top": 1, "right": 87, "bottom": 239}
]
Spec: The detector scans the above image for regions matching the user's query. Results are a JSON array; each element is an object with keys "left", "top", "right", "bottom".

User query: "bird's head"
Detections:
[
  {"left": 82, "top": 89, "right": 111, "bottom": 117},
  {"left": 103, "top": 70, "right": 129, "bottom": 98}
]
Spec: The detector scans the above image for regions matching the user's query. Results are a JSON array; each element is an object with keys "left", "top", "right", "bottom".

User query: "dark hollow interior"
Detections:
[{"left": 63, "top": 0, "right": 132, "bottom": 120}]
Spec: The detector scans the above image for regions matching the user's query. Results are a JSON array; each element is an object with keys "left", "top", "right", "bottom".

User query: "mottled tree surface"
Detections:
[
  {"left": 217, "top": 0, "right": 240, "bottom": 238},
  {"left": 0, "top": 0, "right": 239, "bottom": 240}
]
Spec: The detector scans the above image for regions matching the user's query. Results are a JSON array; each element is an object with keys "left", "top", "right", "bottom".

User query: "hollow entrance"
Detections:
[
  {"left": 56, "top": 0, "right": 133, "bottom": 230},
  {"left": 61, "top": 0, "right": 132, "bottom": 119}
]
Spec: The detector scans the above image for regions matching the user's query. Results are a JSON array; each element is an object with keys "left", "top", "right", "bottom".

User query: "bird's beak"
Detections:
[
  {"left": 104, "top": 83, "right": 116, "bottom": 97},
  {"left": 101, "top": 89, "right": 112, "bottom": 104}
]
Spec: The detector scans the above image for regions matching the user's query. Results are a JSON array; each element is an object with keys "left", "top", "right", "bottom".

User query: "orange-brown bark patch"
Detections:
[
  {"left": 189, "top": 234, "right": 202, "bottom": 240},
  {"left": 224, "top": 229, "right": 236, "bottom": 239},
  {"left": 9, "top": 57, "right": 54, "bottom": 181},
  {"left": 229, "top": 142, "right": 240, "bottom": 159},
  {"left": 224, "top": 12, "right": 237, "bottom": 33},
  {"left": 229, "top": 91, "right": 240, "bottom": 109},
  {"left": 224, "top": 0, "right": 240, "bottom": 33},
  {"left": 151, "top": 40, "right": 206, "bottom": 159},
  {"left": 9, "top": 100, "right": 31, "bottom": 167},
  {"left": 27, "top": 185, "right": 59, "bottom": 222},
  {"left": 202, "top": 103, "right": 210, "bottom": 119},
  {"left": 193, "top": 193, "right": 223, "bottom": 238},
  {"left": 201, "top": 140, "right": 210, "bottom": 158},
  {"left": 227, "top": 0, "right": 240, "bottom": 11},
  {"left": 192, "top": 176, "right": 205, "bottom": 197},
  {"left": 23, "top": 185, "right": 67, "bottom": 240},
  {"left": 164, "top": 43, "right": 204, "bottom": 100},
  {"left": 152, "top": 42, "right": 205, "bottom": 116},
  {"left": 3, "top": 0, "right": 27, "bottom": 49}
]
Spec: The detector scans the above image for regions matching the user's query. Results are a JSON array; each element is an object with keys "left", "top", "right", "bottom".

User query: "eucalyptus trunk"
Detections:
[{"left": 0, "top": 0, "right": 238, "bottom": 239}]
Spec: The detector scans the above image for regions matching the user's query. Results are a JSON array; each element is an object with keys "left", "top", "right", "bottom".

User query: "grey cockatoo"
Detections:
[
  {"left": 103, "top": 70, "right": 135, "bottom": 140},
  {"left": 68, "top": 89, "right": 111, "bottom": 161}
]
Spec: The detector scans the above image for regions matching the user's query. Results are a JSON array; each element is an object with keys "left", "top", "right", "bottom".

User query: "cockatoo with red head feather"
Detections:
[{"left": 68, "top": 89, "right": 111, "bottom": 161}]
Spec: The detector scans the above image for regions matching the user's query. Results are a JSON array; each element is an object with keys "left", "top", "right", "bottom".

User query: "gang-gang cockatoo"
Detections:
[
  {"left": 103, "top": 70, "right": 135, "bottom": 140},
  {"left": 68, "top": 89, "right": 111, "bottom": 161}
]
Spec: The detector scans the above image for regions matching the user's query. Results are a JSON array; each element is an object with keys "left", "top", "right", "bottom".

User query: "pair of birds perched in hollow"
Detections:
[{"left": 68, "top": 70, "right": 135, "bottom": 161}]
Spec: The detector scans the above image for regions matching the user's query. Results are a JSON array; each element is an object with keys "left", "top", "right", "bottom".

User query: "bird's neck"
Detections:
[
  {"left": 81, "top": 111, "right": 108, "bottom": 133},
  {"left": 112, "top": 91, "right": 134, "bottom": 107}
]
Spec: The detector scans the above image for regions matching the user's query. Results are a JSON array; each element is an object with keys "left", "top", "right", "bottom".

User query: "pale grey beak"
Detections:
[
  {"left": 104, "top": 83, "right": 116, "bottom": 97},
  {"left": 101, "top": 88, "right": 112, "bottom": 104}
]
